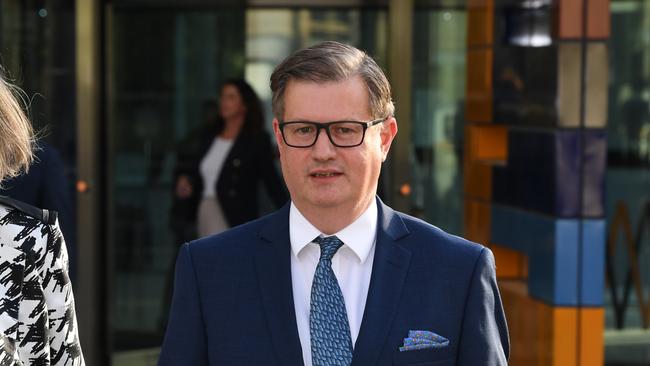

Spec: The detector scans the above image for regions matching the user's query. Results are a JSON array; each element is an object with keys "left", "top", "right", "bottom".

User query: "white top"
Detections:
[
  {"left": 290, "top": 200, "right": 378, "bottom": 366},
  {"left": 199, "top": 137, "right": 234, "bottom": 197}
]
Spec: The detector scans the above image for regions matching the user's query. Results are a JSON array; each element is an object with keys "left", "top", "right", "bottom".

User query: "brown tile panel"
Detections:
[
  {"left": 499, "top": 281, "right": 579, "bottom": 366},
  {"left": 557, "top": 0, "right": 584, "bottom": 39},
  {"left": 587, "top": 0, "right": 610, "bottom": 39}
]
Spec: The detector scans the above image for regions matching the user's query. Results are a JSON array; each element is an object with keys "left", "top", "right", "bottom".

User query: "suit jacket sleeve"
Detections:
[
  {"left": 159, "top": 244, "right": 209, "bottom": 366},
  {"left": 456, "top": 248, "right": 510, "bottom": 365}
]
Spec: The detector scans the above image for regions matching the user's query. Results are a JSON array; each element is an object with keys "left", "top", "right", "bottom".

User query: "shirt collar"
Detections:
[{"left": 289, "top": 200, "right": 378, "bottom": 263}]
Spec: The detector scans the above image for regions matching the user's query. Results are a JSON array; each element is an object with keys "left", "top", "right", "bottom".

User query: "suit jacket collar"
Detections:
[
  {"left": 352, "top": 198, "right": 411, "bottom": 366},
  {"left": 256, "top": 198, "right": 411, "bottom": 366},
  {"left": 256, "top": 203, "right": 304, "bottom": 366}
]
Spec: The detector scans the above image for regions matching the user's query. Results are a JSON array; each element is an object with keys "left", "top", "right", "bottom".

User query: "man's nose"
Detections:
[{"left": 311, "top": 128, "right": 336, "bottom": 158}]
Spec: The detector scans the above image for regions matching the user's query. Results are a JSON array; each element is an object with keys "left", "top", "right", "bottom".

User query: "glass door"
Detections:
[
  {"left": 106, "top": 4, "right": 245, "bottom": 364},
  {"left": 106, "top": 4, "right": 388, "bottom": 365},
  {"left": 411, "top": 4, "right": 467, "bottom": 234}
]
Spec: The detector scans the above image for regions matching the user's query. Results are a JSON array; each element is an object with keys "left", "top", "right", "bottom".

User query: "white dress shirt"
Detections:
[{"left": 290, "top": 200, "right": 378, "bottom": 366}]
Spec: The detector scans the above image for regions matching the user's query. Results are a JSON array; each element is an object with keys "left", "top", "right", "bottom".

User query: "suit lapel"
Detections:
[
  {"left": 351, "top": 199, "right": 411, "bottom": 366},
  {"left": 255, "top": 204, "right": 304, "bottom": 366}
]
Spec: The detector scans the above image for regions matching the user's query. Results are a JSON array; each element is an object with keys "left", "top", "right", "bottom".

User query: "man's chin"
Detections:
[{"left": 307, "top": 195, "right": 346, "bottom": 209}]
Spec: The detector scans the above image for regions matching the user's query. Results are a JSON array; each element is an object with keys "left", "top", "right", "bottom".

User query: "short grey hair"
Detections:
[
  {"left": 0, "top": 73, "right": 33, "bottom": 184},
  {"left": 270, "top": 41, "right": 395, "bottom": 121}
]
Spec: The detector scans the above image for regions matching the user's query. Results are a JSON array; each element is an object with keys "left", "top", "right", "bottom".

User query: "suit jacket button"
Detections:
[
  {"left": 229, "top": 189, "right": 236, "bottom": 197},
  {"left": 233, "top": 159, "right": 241, "bottom": 167}
]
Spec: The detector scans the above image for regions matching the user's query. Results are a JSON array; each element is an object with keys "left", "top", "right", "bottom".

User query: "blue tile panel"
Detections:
[
  {"left": 582, "top": 131, "right": 607, "bottom": 218},
  {"left": 581, "top": 220, "right": 605, "bottom": 306},
  {"left": 492, "top": 129, "right": 606, "bottom": 218},
  {"left": 491, "top": 205, "right": 605, "bottom": 306}
]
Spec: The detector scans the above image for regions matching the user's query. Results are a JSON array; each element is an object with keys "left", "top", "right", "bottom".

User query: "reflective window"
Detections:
[
  {"left": 108, "top": 5, "right": 387, "bottom": 364},
  {"left": 0, "top": 0, "right": 77, "bottom": 255},
  {"left": 411, "top": 7, "right": 466, "bottom": 234},
  {"left": 606, "top": 1, "right": 650, "bottom": 363},
  {"left": 245, "top": 8, "right": 388, "bottom": 133},
  {"left": 108, "top": 6, "right": 245, "bottom": 361}
]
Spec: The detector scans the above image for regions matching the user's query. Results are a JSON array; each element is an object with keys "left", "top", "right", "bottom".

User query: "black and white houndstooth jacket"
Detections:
[{"left": 0, "top": 197, "right": 84, "bottom": 365}]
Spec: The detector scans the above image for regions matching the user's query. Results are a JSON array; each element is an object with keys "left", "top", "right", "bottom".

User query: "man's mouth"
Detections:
[{"left": 311, "top": 172, "right": 341, "bottom": 177}]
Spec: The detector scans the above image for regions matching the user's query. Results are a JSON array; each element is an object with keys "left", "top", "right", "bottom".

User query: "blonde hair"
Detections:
[
  {"left": 270, "top": 41, "right": 395, "bottom": 121},
  {"left": 0, "top": 74, "right": 34, "bottom": 184}
]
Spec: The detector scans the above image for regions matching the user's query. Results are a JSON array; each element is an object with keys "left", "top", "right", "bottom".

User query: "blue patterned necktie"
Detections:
[{"left": 310, "top": 236, "right": 353, "bottom": 366}]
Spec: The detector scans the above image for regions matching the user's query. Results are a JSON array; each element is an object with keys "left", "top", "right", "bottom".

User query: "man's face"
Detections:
[{"left": 273, "top": 75, "right": 397, "bottom": 214}]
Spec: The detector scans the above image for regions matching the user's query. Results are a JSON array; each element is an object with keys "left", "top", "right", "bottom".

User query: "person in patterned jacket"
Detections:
[{"left": 0, "top": 71, "right": 85, "bottom": 365}]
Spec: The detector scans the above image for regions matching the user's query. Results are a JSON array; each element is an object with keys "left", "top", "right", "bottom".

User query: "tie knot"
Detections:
[{"left": 313, "top": 236, "right": 344, "bottom": 261}]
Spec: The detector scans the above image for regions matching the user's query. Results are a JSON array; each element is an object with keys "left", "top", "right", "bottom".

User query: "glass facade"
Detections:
[
  {"left": 108, "top": 4, "right": 388, "bottom": 364},
  {"left": 245, "top": 7, "right": 388, "bottom": 146},
  {"left": 107, "top": 5, "right": 246, "bottom": 359},
  {"left": 411, "top": 7, "right": 466, "bottom": 234},
  {"left": 0, "top": 0, "right": 77, "bottom": 220},
  {"left": 605, "top": 1, "right": 650, "bottom": 363}
]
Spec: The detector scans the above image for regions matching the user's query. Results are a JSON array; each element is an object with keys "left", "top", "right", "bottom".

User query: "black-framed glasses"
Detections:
[{"left": 278, "top": 118, "right": 386, "bottom": 148}]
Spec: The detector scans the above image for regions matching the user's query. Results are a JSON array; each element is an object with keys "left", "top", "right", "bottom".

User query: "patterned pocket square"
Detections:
[{"left": 399, "top": 330, "right": 449, "bottom": 352}]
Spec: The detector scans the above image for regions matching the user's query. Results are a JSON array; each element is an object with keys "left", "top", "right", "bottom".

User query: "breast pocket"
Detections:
[{"left": 392, "top": 346, "right": 454, "bottom": 366}]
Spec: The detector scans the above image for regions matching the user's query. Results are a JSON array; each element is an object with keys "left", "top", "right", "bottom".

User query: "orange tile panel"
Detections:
[
  {"left": 463, "top": 149, "right": 492, "bottom": 200},
  {"left": 552, "top": 307, "right": 579, "bottom": 366},
  {"left": 467, "top": 124, "right": 508, "bottom": 163},
  {"left": 467, "top": 0, "right": 494, "bottom": 46},
  {"left": 491, "top": 243, "right": 525, "bottom": 279},
  {"left": 579, "top": 308, "right": 604, "bottom": 366},
  {"left": 557, "top": 0, "right": 584, "bottom": 39},
  {"left": 467, "top": 0, "right": 489, "bottom": 8},
  {"left": 466, "top": 49, "right": 493, "bottom": 123},
  {"left": 587, "top": 0, "right": 610, "bottom": 39},
  {"left": 464, "top": 199, "right": 491, "bottom": 244}
]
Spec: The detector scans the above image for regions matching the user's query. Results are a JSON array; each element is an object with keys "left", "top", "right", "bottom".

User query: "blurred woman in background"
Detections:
[
  {"left": 0, "top": 72, "right": 84, "bottom": 365},
  {"left": 173, "top": 79, "right": 287, "bottom": 238}
]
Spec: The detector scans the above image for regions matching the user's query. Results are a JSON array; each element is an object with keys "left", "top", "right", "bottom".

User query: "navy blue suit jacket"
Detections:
[{"left": 159, "top": 198, "right": 509, "bottom": 365}]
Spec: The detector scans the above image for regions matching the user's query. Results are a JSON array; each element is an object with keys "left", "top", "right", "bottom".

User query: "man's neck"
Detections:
[{"left": 294, "top": 196, "right": 374, "bottom": 235}]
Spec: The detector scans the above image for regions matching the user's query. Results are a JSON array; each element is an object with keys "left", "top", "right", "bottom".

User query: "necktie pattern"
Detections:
[{"left": 310, "top": 236, "right": 353, "bottom": 366}]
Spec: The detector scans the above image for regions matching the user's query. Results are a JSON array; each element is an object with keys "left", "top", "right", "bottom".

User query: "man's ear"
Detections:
[{"left": 380, "top": 116, "right": 398, "bottom": 160}]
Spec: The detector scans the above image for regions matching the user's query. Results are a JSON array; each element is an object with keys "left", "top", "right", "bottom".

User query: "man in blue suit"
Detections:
[{"left": 159, "top": 41, "right": 509, "bottom": 366}]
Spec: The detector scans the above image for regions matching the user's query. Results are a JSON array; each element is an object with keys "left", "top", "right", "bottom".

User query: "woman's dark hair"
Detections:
[{"left": 217, "top": 78, "right": 265, "bottom": 134}]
